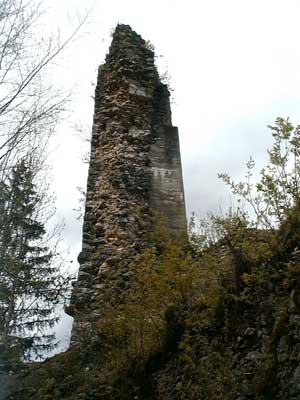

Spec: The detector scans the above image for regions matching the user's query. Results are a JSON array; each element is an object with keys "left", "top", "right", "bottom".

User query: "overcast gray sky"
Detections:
[{"left": 39, "top": 0, "right": 300, "bottom": 353}]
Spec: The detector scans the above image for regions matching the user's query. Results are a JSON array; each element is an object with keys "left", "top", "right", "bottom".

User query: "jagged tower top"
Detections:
[
  {"left": 107, "top": 24, "right": 156, "bottom": 72},
  {"left": 108, "top": 24, "right": 156, "bottom": 67}
]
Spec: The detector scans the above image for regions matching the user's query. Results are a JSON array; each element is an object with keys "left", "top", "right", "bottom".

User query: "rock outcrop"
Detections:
[{"left": 67, "top": 25, "right": 186, "bottom": 343}]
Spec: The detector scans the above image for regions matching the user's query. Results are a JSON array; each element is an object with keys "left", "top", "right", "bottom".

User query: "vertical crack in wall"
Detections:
[{"left": 66, "top": 24, "right": 186, "bottom": 344}]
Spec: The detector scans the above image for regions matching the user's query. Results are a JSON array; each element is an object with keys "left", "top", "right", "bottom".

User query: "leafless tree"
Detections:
[{"left": 0, "top": 0, "right": 88, "bottom": 178}]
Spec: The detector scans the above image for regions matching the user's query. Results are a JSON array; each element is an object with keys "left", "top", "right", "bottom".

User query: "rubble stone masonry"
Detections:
[{"left": 67, "top": 25, "right": 186, "bottom": 343}]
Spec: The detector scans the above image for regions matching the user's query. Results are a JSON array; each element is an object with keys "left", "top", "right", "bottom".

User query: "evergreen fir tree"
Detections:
[{"left": 0, "top": 160, "right": 67, "bottom": 367}]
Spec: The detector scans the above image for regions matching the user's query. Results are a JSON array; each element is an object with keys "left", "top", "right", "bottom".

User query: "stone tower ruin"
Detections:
[{"left": 67, "top": 25, "right": 186, "bottom": 342}]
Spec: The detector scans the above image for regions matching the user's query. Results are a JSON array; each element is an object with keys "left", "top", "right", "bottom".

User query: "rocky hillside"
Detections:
[{"left": 13, "top": 208, "right": 300, "bottom": 399}]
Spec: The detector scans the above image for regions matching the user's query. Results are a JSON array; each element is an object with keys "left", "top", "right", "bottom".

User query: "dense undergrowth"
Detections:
[
  {"left": 16, "top": 218, "right": 300, "bottom": 399},
  {"left": 14, "top": 119, "right": 300, "bottom": 399}
]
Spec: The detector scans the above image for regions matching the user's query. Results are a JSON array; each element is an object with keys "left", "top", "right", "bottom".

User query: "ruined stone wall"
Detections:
[{"left": 67, "top": 25, "right": 186, "bottom": 343}]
